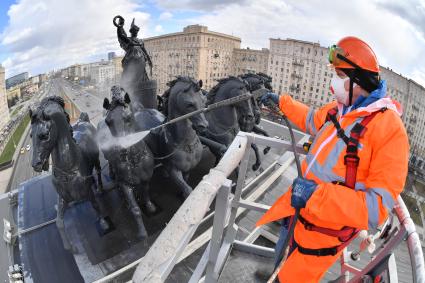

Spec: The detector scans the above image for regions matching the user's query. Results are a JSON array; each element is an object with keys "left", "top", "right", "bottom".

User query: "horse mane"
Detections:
[
  {"left": 257, "top": 72, "right": 272, "bottom": 81},
  {"left": 206, "top": 76, "right": 246, "bottom": 105},
  {"left": 36, "top": 96, "right": 70, "bottom": 124},
  {"left": 162, "top": 76, "right": 200, "bottom": 116},
  {"left": 240, "top": 73, "right": 262, "bottom": 81},
  {"left": 32, "top": 95, "right": 72, "bottom": 138}
]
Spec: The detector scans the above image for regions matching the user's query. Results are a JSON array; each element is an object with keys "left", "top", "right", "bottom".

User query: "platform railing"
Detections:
[
  {"left": 131, "top": 129, "right": 307, "bottom": 282},
  {"left": 132, "top": 124, "right": 425, "bottom": 282}
]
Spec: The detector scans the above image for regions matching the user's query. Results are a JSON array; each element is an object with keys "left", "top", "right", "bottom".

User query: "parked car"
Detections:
[{"left": 20, "top": 147, "right": 25, "bottom": 154}]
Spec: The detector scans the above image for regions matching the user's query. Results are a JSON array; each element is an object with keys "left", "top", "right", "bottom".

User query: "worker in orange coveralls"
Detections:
[{"left": 258, "top": 36, "right": 409, "bottom": 282}]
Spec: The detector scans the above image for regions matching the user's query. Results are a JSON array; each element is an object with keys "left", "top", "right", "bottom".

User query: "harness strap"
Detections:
[
  {"left": 326, "top": 108, "right": 350, "bottom": 144},
  {"left": 344, "top": 108, "right": 387, "bottom": 189},
  {"left": 296, "top": 242, "right": 339, "bottom": 257},
  {"left": 299, "top": 215, "right": 357, "bottom": 242}
]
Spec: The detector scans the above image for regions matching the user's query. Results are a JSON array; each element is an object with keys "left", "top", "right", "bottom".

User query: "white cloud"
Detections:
[
  {"left": 1, "top": 0, "right": 151, "bottom": 77},
  {"left": 159, "top": 11, "right": 173, "bottom": 20},
  {"left": 166, "top": 0, "right": 425, "bottom": 87},
  {"left": 155, "top": 0, "right": 248, "bottom": 11},
  {"left": 154, "top": 25, "right": 164, "bottom": 33}
]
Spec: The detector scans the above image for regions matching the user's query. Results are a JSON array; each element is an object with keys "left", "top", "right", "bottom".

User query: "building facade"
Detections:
[
  {"left": 144, "top": 24, "right": 241, "bottom": 94},
  {"left": 232, "top": 48, "right": 269, "bottom": 76},
  {"left": 108, "top": 52, "right": 116, "bottom": 61},
  {"left": 0, "top": 66, "right": 10, "bottom": 130},
  {"left": 267, "top": 38, "right": 335, "bottom": 108}
]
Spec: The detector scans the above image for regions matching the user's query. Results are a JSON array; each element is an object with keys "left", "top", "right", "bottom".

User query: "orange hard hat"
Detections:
[{"left": 329, "top": 36, "right": 379, "bottom": 73}]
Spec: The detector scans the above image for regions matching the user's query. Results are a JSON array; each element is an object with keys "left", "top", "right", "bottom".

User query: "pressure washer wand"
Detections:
[
  {"left": 115, "top": 93, "right": 254, "bottom": 147},
  {"left": 151, "top": 92, "right": 253, "bottom": 131},
  {"left": 265, "top": 102, "right": 302, "bottom": 283}
]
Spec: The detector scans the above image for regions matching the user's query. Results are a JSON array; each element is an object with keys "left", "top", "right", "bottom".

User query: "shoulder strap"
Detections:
[
  {"left": 326, "top": 107, "right": 350, "bottom": 144},
  {"left": 344, "top": 107, "right": 387, "bottom": 189}
]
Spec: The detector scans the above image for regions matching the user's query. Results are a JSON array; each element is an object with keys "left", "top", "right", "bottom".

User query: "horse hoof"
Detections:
[
  {"left": 252, "top": 164, "right": 260, "bottom": 171},
  {"left": 96, "top": 217, "right": 114, "bottom": 236},
  {"left": 182, "top": 189, "right": 192, "bottom": 199},
  {"left": 144, "top": 201, "right": 157, "bottom": 215},
  {"left": 99, "top": 218, "right": 110, "bottom": 230},
  {"left": 263, "top": 147, "right": 271, "bottom": 155}
]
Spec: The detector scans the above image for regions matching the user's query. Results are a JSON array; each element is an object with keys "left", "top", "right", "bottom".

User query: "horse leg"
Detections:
[
  {"left": 169, "top": 168, "right": 192, "bottom": 198},
  {"left": 109, "top": 163, "right": 115, "bottom": 181},
  {"left": 122, "top": 184, "right": 148, "bottom": 238},
  {"left": 95, "top": 159, "right": 103, "bottom": 192},
  {"left": 183, "top": 172, "right": 190, "bottom": 182},
  {"left": 141, "top": 181, "right": 157, "bottom": 215},
  {"left": 251, "top": 143, "right": 261, "bottom": 171},
  {"left": 87, "top": 185, "right": 111, "bottom": 234},
  {"left": 198, "top": 135, "right": 227, "bottom": 165},
  {"left": 56, "top": 196, "right": 72, "bottom": 251},
  {"left": 253, "top": 125, "right": 271, "bottom": 154}
]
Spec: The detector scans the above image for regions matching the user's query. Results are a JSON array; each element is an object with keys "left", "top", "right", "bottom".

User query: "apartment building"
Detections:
[
  {"left": 232, "top": 48, "right": 269, "bottom": 76},
  {"left": 267, "top": 38, "right": 336, "bottom": 108},
  {"left": 0, "top": 66, "right": 10, "bottom": 130},
  {"left": 144, "top": 24, "right": 241, "bottom": 94}
]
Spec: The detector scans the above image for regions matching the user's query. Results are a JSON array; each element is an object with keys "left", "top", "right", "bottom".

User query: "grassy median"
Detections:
[
  {"left": 10, "top": 105, "right": 23, "bottom": 117},
  {"left": 0, "top": 115, "right": 30, "bottom": 164}
]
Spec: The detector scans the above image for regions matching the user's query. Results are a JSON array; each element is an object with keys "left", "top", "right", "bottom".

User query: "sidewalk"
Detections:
[{"left": 0, "top": 167, "right": 12, "bottom": 193}]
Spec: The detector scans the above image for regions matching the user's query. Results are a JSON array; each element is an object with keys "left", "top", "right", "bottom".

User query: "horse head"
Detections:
[
  {"left": 209, "top": 76, "right": 255, "bottom": 132},
  {"left": 30, "top": 96, "right": 68, "bottom": 172},
  {"left": 257, "top": 72, "right": 273, "bottom": 91},
  {"left": 164, "top": 76, "right": 208, "bottom": 134},
  {"left": 103, "top": 86, "right": 136, "bottom": 137}
]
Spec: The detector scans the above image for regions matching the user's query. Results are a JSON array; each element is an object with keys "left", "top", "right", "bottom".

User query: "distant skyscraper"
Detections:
[
  {"left": 108, "top": 52, "right": 116, "bottom": 61},
  {"left": 5, "top": 72, "right": 29, "bottom": 89},
  {"left": 0, "top": 66, "right": 10, "bottom": 130}
]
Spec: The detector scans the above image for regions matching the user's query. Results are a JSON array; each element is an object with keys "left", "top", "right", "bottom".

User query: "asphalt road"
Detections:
[{"left": 58, "top": 78, "right": 106, "bottom": 125}]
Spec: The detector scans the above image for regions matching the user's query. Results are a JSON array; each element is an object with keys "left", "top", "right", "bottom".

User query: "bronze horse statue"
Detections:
[
  {"left": 72, "top": 112, "right": 103, "bottom": 192},
  {"left": 99, "top": 86, "right": 157, "bottom": 239},
  {"left": 154, "top": 76, "right": 208, "bottom": 197},
  {"left": 240, "top": 73, "right": 273, "bottom": 154},
  {"left": 30, "top": 96, "right": 110, "bottom": 251},
  {"left": 195, "top": 76, "right": 256, "bottom": 165}
]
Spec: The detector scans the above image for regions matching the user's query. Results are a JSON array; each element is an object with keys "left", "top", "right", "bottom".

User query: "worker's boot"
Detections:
[{"left": 255, "top": 265, "right": 274, "bottom": 281}]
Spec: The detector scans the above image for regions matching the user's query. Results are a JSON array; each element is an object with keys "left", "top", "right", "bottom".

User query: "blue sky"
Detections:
[
  {"left": 0, "top": 0, "right": 15, "bottom": 63},
  {"left": 1, "top": 0, "right": 425, "bottom": 87}
]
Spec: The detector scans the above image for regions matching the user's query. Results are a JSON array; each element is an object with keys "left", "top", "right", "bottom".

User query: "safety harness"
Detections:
[{"left": 295, "top": 106, "right": 387, "bottom": 257}]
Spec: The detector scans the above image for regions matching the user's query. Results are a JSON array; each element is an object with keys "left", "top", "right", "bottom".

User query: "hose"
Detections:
[{"left": 265, "top": 102, "right": 302, "bottom": 283}]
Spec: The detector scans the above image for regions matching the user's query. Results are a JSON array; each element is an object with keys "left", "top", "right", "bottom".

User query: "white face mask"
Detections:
[{"left": 330, "top": 77, "right": 356, "bottom": 106}]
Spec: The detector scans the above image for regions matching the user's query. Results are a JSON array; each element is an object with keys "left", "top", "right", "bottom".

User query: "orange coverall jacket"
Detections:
[{"left": 257, "top": 95, "right": 409, "bottom": 282}]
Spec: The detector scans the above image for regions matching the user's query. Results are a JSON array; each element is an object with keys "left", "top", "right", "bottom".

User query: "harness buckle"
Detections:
[{"left": 344, "top": 154, "right": 359, "bottom": 166}]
